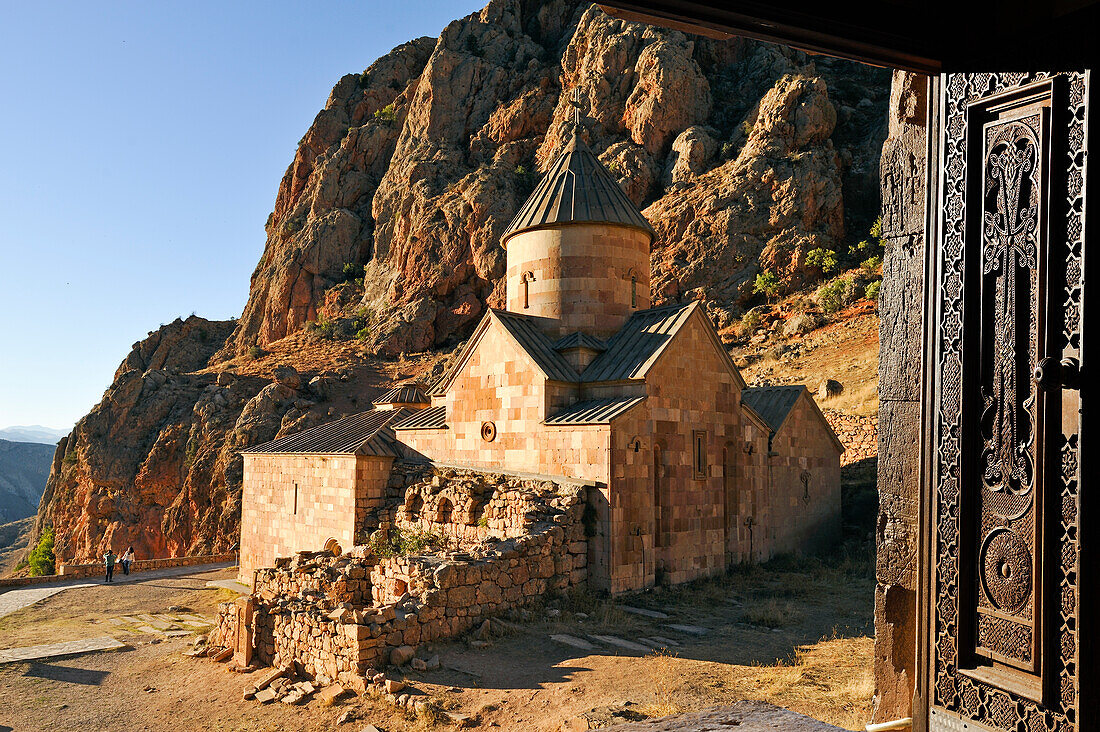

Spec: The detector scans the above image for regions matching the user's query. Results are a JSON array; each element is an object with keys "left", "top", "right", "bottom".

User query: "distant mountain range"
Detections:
[
  {"left": 0, "top": 438, "right": 54, "bottom": 523},
  {"left": 0, "top": 425, "right": 68, "bottom": 445}
]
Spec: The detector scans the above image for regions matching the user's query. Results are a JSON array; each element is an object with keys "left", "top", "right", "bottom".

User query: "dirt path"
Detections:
[{"left": 0, "top": 552, "right": 874, "bottom": 732}]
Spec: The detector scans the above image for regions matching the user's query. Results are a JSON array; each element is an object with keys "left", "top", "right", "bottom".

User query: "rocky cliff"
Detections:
[
  {"left": 33, "top": 0, "right": 888, "bottom": 563},
  {"left": 222, "top": 0, "right": 887, "bottom": 357}
]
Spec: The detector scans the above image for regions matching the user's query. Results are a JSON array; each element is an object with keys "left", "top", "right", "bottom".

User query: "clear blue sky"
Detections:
[{"left": 0, "top": 0, "right": 483, "bottom": 431}]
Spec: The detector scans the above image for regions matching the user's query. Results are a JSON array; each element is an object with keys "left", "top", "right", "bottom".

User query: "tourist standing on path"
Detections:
[
  {"left": 104, "top": 549, "right": 116, "bottom": 583},
  {"left": 121, "top": 546, "right": 134, "bottom": 575}
]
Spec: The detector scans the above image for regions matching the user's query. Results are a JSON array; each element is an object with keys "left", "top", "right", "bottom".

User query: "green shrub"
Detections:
[
  {"left": 368, "top": 525, "right": 444, "bottom": 558},
  {"left": 864, "top": 279, "right": 881, "bottom": 303},
  {"left": 806, "top": 247, "right": 838, "bottom": 274},
  {"left": 817, "top": 278, "right": 851, "bottom": 314},
  {"left": 248, "top": 345, "right": 264, "bottom": 360},
  {"left": 608, "top": 160, "right": 622, "bottom": 175},
  {"left": 739, "top": 308, "right": 764, "bottom": 335},
  {"left": 358, "top": 70, "right": 371, "bottom": 88},
  {"left": 514, "top": 164, "right": 538, "bottom": 199},
  {"left": 27, "top": 527, "right": 55, "bottom": 577},
  {"left": 861, "top": 254, "right": 883, "bottom": 274},
  {"left": 752, "top": 271, "right": 780, "bottom": 301},
  {"left": 372, "top": 103, "right": 397, "bottom": 124},
  {"left": 62, "top": 449, "right": 78, "bottom": 466},
  {"left": 280, "top": 218, "right": 302, "bottom": 237},
  {"left": 720, "top": 141, "right": 737, "bottom": 159},
  {"left": 341, "top": 262, "right": 364, "bottom": 283}
]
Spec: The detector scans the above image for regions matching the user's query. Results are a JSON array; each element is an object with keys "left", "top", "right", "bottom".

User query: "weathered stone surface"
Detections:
[
  {"left": 605, "top": 701, "right": 842, "bottom": 730},
  {"left": 878, "top": 234, "right": 925, "bottom": 402},
  {"left": 389, "top": 645, "right": 414, "bottom": 667},
  {"left": 873, "top": 69, "right": 928, "bottom": 726}
]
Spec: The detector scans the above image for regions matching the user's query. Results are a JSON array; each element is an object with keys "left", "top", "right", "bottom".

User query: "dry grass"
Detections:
[
  {"left": 638, "top": 648, "right": 684, "bottom": 719},
  {"left": 729, "top": 634, "right": 875, "bottom": 730}
]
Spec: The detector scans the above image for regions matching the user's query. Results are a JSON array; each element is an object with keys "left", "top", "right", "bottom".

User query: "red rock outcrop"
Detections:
[
  {"left": 224, "top": 0, "right": 888, "bottom": 358},
  {"left": 31, "top": 0, "right": 888, "bottom": 565}
]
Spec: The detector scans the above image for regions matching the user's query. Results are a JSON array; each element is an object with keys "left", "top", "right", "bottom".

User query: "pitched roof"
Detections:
[
  {"left": 552, "top": 331, "right": 607, "bottom": 352},
  {"left": 431, "top": 310, "right": 579, "bottom": 396},
  {"left": 392, "top": 405, "right": 447, "bottom": 430},
  {"left": 544, "top": 396, "right": 645, "bottom": 425},
  {"left": 372, "top": 384, "right": 430, "bottom": 406},
  {"left": 741, "top": 385, "right": 845, "bottom": 453},
  {"left": 580, "top": 302, "right": 718, "bottom": 383},
  {"left": 493, "top": 311, "right": 579, "bottom": 382},
  {"left": 241, "top": 409, "right": 409, "bottom": 456},
  {"left": 502, "top": 132, "right": 656, "bottom": 245}
]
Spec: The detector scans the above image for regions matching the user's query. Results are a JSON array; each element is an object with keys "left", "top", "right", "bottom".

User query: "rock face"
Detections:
[
  {"left": 31, "top": 1, "right": 889, "bottom": 565},
  {"left": 31, "top": 317, "right": 396, "bottom": 563},
  {"left": 224, "top": 0, "right": 889, "bottom": 358}
]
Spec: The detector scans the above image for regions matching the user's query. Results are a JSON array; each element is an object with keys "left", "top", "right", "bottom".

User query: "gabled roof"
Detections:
[
  {"left": 502, "top": 132, "right": 656, "bottom": 245},
  {"left": 392, "top": 405, "right": 447, "bottom": 430},
  {"left": 431, "top": 310, "right": 578, "bottom": 397},
  {"left": 740, "top": 385, "right": 845, "bottom": 453},
  {"left": 372, "top": 384, "right": 429, "bottom": 406},
  {"left": 544, "top": 396, "right": 645, "bottom": 425},
  {"left": 579, "top": 301, "right": 745, "bottom": 389},
  {"left": 552, "top": 331, "right": 607, "bottom": 352},
  {"left": 241, "top": 409, "right": 409, "bottom": 456}
]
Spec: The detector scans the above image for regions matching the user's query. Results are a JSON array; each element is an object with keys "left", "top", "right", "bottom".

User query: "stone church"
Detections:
[{"left": 238, "top": 125, "right": 843, "bottom": 596}]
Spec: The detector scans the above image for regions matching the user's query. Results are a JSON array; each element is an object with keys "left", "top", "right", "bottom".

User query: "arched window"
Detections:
[
  {"left": 436, "top": 497, "right": 454, "bottom": 524},
  {"left": 521, "top": 271, "right": 535, "bottom": 309}
]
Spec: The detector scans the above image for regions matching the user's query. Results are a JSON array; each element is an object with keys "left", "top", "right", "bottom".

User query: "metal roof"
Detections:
[
  {"left": 740, "top": 385, "right": 845, "bottom": 453},
  {"left": 544, "top": 396, "right": 646, "bottom": 425},
  {"left": 740, "top": 386, "right": 804, "bottom": 435},
  {"left": 392, "top": 405, "right": 447, "bottom": 430},
  {"left": 501, "top": 132, "right": 656, "bottom": 245},
  {"left": 240, "top": 409, "right": 409, "bottom": 456},
  {"left": 552, "top": 331, "right": 607, "bottom": 352},
  {"left": 580, "top": 302, "right": 695, "bottom": 382},
  {"left": 491, "top": 311, "right": 580, "bottom": 383},
  {"left": 372, "top": 384, "right": 430, "bottom": 406}
]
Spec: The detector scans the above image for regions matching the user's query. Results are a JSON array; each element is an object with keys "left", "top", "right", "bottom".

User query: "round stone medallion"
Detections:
[{"left": 480, "top": 421, "right": 497, "bottom": 442}]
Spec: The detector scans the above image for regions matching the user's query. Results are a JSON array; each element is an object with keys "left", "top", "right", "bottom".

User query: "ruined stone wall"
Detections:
[
  {"left": 238, "top": 453, "right": 393, "bottom": 583},
  {"left": 874, "top": 69, "right": 928, "bottom": 724},
  {"left": 227, "top": 468, "right": 588, "bottom": 678},
  {"left": 764, "top": 394, "right": 843, "bottom": 556}
]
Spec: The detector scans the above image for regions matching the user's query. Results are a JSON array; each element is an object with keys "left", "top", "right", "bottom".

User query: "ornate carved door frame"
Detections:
[{"left": 922, "top": 71, "right": 1092, "bottom": 732}]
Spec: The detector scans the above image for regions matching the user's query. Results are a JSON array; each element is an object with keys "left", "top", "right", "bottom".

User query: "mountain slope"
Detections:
[
  {"left": 0, "top": 439, "right": 54, "bottom": 523},
  {"left": 33, "top": 0, "right": 888, "bottom": 564},
  {"left": 0, "top": 426, "right": 69, "bottom": 444}
]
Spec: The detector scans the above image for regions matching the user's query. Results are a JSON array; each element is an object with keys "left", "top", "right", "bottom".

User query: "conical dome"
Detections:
[{"left": 501, "top": 132, "right": 656, "bottom": 246}]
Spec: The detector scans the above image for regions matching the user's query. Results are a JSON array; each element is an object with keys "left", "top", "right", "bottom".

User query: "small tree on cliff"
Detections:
[
  {"left": 27, "top": 526, "right": 55, "bottom": 576},
  {"left": 753, "top": 271, "right": 780, "bottom": 303}
]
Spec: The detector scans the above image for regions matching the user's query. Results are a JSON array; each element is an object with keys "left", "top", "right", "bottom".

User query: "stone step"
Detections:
[
  {"left": 550, "top": 634, "right": 597, "bottom": 651},
  {"left": 665, "top": 624, "right": 708, "bottom": 636},
  {"left": 0, "top": 636, "right": 127, "bottom": 664},
  {"left": 645, "top": 635, "right": 682, "bottom": 647},
  {"left": 618, "top": 606, "right": 670, "bottom": 619},
  {"left": 587, "top": 635, "right": 651, "bottom": 653}
]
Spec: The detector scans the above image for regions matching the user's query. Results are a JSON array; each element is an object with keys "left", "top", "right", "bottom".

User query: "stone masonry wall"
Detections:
[
  {"left": 874, "top": 69, "right": 928, "bottom": 724},
  {"left": 238, "top": 453, "right": 394, "bottom": 584},
  {"left": 822, "top": 410, "right": 878, "bottom": 466},
  {"left": 222, "top": 467, "right": 588, "bottom": 680},
  {"left": 766, "top": 395, "right": 843, "bottom": 556}
]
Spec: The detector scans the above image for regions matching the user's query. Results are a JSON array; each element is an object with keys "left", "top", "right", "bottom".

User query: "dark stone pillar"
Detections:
[{"left": 873, "top": 69, "right": 928, "bottom": 724}]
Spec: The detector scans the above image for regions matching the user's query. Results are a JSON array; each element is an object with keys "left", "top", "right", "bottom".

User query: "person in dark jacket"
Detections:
[{"left": 104, "top": 549, "right": 117, "bottom": 583}]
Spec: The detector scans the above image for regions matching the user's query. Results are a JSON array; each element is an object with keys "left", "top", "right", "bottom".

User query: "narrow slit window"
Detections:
[
  {"left": 522, "top": 271, "right": 534, "bottom": 309},
  {"left": 292, "top": 483, "right": 299, "bottom": 515},
  {"left": 631, "top": 275, "right": 637, "bottom": 308},
  {"left": 692, "top": 430, "right": 707, "bottom": 480}
]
